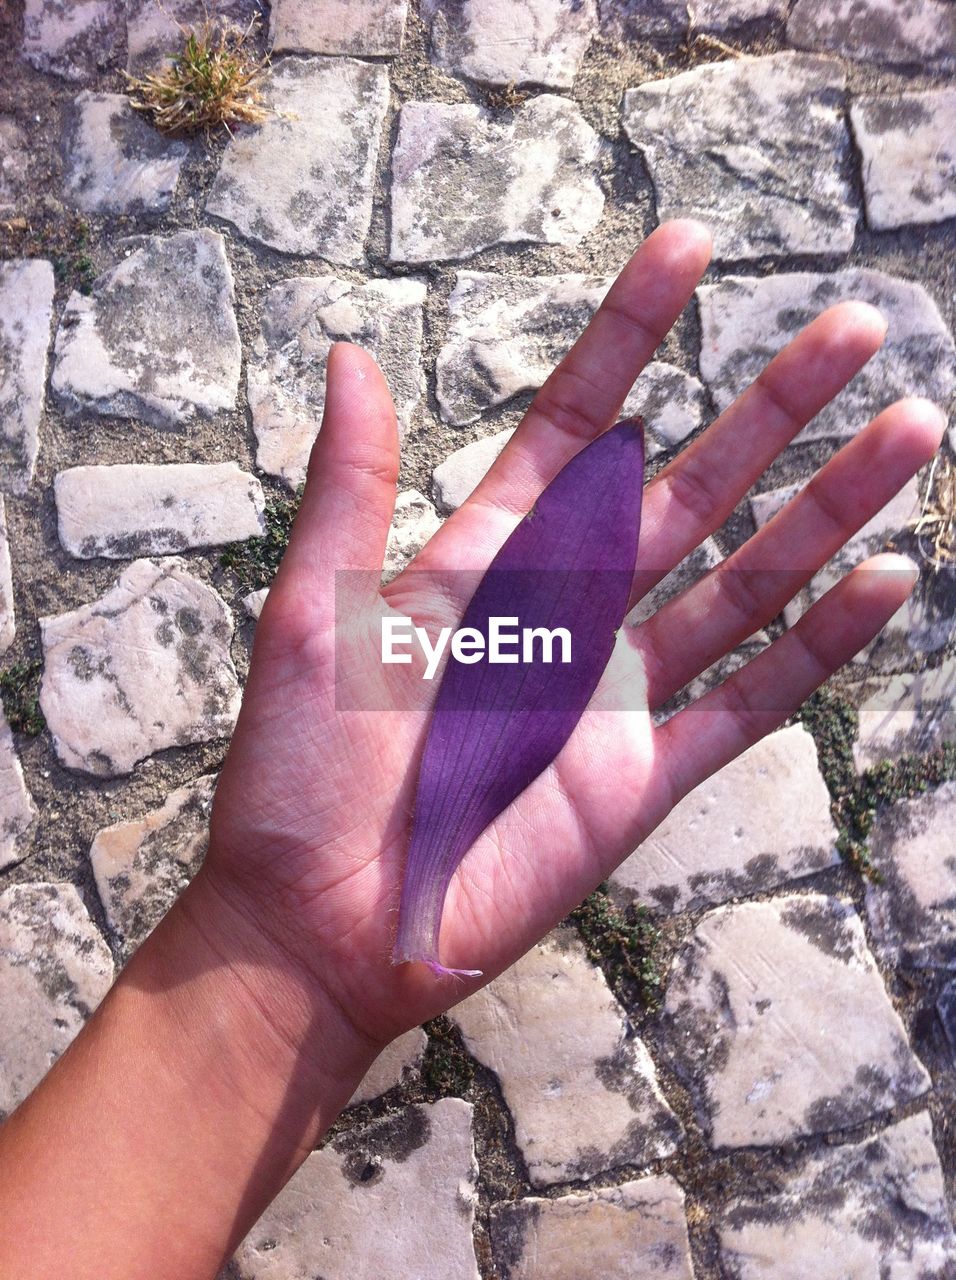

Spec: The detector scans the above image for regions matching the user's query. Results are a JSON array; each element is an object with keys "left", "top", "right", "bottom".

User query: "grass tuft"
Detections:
[
  {"left": 0, "top": 660, "right": 45, "bottom": 736},
  {"left": 220, "top": 489, "right": 302, "bottom": 595},
  {"left": 569, "top": 885, "right": 663, "bottom": 1010},
  {"left": 911, "top": 452, "right": 956, "bottom": 571}
]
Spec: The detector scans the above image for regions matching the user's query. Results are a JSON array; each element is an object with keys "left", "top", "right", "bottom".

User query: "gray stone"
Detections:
[
  {"left": 698, "top": 269, "right": 956, "bottom": 443},
  {"left": 853, "top": 657, "right": 956, "bottom": 772},
  {"left": 233, "top": 1098, "right": 480, "bottom": 1279},
  {"left": 270, "top": 0, "right": 408, "bottom": 55},
  {"left": 422, "top": 0, "right": 597, "bottom": 89},
  {"left": 0, "top": 259, "right": 55, "bottom": 494},
  {"left": 348, "top": 1029, "right": 427, "bottom": 1107},
  {"left": 622, "top": 54, "right": 854, "bottom": 262},
  {"left": 610, "top": 725, "right": 839, "bottom": 914},
  {"left": 248, "top": 275, "right": 426, "bottom": 487},
  {"left": 390, "top": 98, "right": 604, "bottom": 264},
  {"left": 0, "top": 118, "right": 30, "bottom": 212},
  {"left": 22, "top": 0, "right": 123, "bottom": 81},
  {"left": 938, "top": 980, "right": 956, "bottom": 1054},
  {"left": 0, "top": 883, "right": 114, "bottom": 1117},
  {"left": 626, "top": 538, "right": 723, "bottom": 624},
  {"left": 788, "top": 0, "right": 956, "bottom": 68},
  {"left": 54, "top": 462, "right": 266, "bottom": 559},
  {"left": 243, "top": 587, "right": 269, "bottom": 621},
  {"left": 432, "top": 429, "right": 515, "bottom": 512},
  {"left": 0, "top": 498, "right": 14, "bottom": 654},
  {"left": 126, "top": 0, "right": 259, "bottom": 73},
  {"left": 52, "top": 230, "right": 241, "bottom": 427},
  {"left": 850, "top": 89, "right": 956, "bottom": 231},
  {"left": 491, "top": 1174, "right": 695, "bottom": 1280},
  {"left": 621, "top": 363, "right": 706, "bottom": 459},
  {"left": 62, "top": 92, "right": 188, "bottom": 216},
  {"left": 0, "top": 712, "right": 37, "bottom": 873},
  {"left": 662, "top": 893, "right": 930, "bottom": 1148},
  {"left": 600, "top": 0, "right": 787, "bottom": 38},
  {"left": 450, "top": 929, "right": 682, "bottom": 1186},
  {"left": 39, "top": 558, "right": 242, "bottom": 777},
  {"left": 382, "top": 491, "right": 442, "bottom": 584},
  {"left": 864, "top": 782, "right": 956, "bottom": 970},
  {"left": 719, "top": 1112, "right": 956, "bottom": 1278},
  {"left": 207, "top": 57, "right": 389, "bottom": 262}
]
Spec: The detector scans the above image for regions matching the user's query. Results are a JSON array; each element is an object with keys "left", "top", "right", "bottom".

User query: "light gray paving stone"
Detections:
[
  {"left": 432, "top": 429, "right": 515, "bottom": 512},
  {"left": 719, "top": 1111, "right": 956, "bottom": 1278},
  {"left": 0, "top": 118, "right": 30, "bottom": 212},
  {"left": 206, "top": 57, "right": 389, "bottom": 262},
  {"left": 382, "top": 491, "right": 442, "bottom": 584},
  {"left": 62, "top": 91, "right": 188, "bottom": 216},
  {"left": 270, "top": 0, "right": 408, "bottom": 54},
  {"left": 853, "top": 656, "right": 956, "bottom": 772},
  {"left": 54, "top": 462, "right": 266, "bottom": 559},
  {"left": 248, "top": 275, "right": 426, "bottom": 487},
  {"left": 661, "top": 893, "right": 931, "bottom": 1148},
  {"left": 0, "top": 258, "right": 55, "bottom": 495},
  {"left": 422, "top": 0, "right": 597, "bottom": 89},
  {"left": 622, "top": 54, "right": 854, "bottom": 262},
  {"left": 22, "top": 0, "right": 123, "bottom": 81},
  {"left": 490, "top": 1174, "right": 695, "bottom": 1280},
  {"left": 0, "top": 498, "right": 13, "bottom": 654},
  {"left": 51, "top": 230, "right": 241, "bottom": 427},
  {"left": 233, "top": 1098, "right": 480, "bottom": 1279},
  {"left": 39, "top": 557, "right": 242, "bottom": 777},
  {"left": 0, "top": 883, "right": 114, "bottom": 1117},
  {"left": 626, "top": 538, "right": 722, "bottom": 623},
  {"left": 126, "top": 0, "right": 259, "bottom": 72},
  {"left": 600, "top": 0, "right": 787, "bottom": 38},
  {"left": 450, "top": 929, "right": 682, "bottom": 1186},
  {"left": 348, "top": 1029, "right": 427, "bottom": 1106},
  {"left": 850, "top": 89, "right": 956, "bottom": 231},
  {"left": 0, "top": 711, "right": 37, "bottom": 873},
  {"left": 390, "top": 98, "right": 604, "bottom": 264},
  {"left": 864, "top": 782, "right": 956, "bottom": 970},
  {"left": 788, "top": 0, "right": 956, "bottom": 69},
  {"left": 611, "top": 725, "right": 839, "bottom": 914},
  {"left": 621, "top": 363, "right": 706, "bottom": 459},
  {"left": 698, "top": 269, "right": 956, "bottom": 443}
]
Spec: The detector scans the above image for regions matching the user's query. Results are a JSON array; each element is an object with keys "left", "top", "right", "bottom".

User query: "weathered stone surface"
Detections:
[
  {"left": 39, "top": 558, "right": 242, "bottom": 777},
  {"left": 788, "top": 0, "right": 956, "bottom": 68},
  {"left": 0, "top": 259, "right": 55, "bottom": 494},
  {"left": 55, "top": 463, "right": 266, "bottom": 559},
  {"left": 432, "top": 429, "right": 514, "bottom": 512},
  {"left": 348, "top": 1029, "right": 427, "bottom": 1107},
  {"left": 243, "top": 588, "right": 268, "bottom": 621},
  {"left": 51, "top": 230, "right": 241, "bottom": 427},
  {"left": 601, "top": 0, "right": 787, "bottom": 38},
  {"left": 0, "top": 498, "right": 13, "bottom": 654},
  {"left": 22, "top": 0, "right": 123, "bottom": 81},
  {"left": 126, "top": 0, "right": 258, "bottom": 72},
  {"left": 382, "top": 491, "right": 442, "bottom": 584},
  {"left": 451, "top": 929, "right": 682, "bottom": 1186},
  {"left": 248, "top": 276, "right": 426, "bottom": 487},
  {"left": 233, "top": 1098, "right": 480, "bottom": 1279},
  {"left": 622, "top": 54, "right": 854, "bottom": 262},
  {"left": 0, "top": 712, "right": 36, "bottom": 872},
  {"left": 62, "top": 92, "right": 188, "bottom": 216},
  {"left": 864, "top": 782, "right": 956, "bottom": 970},
  {"left": 491, "top": 1174, "right": 695, "bottom": 1280},
  {"left": 662, "top": 894, "right": 930, "bottom": 1148},
  {"left": 270, "top": 0, "right": 408, "bottom": 55},
  {"left": 622, "top": 363, "right": 706, "bottom": 459},
  {"left": 853, "top": 657, "right": 956, "bottom": 771},
  {"left": 207, "top": 57, "right": 389, "bottom": 262},
  {"left": 850, "top": 89, "right": 956, "bottom": 231},
  {"left": 720, "top": 1112, "right": 956, "bottom": 1278},
  {"left": 698, "top": 269, "right": 956, "bottom": 442},
  {"left": 0, "top": 118, "right": 30, "bottom": 212},
  {"left": 611, "top": 726, "right": 838, "bottom": 914},
  {"left": 423, "top": 0, "right": 597, "bottom": 89},
  {"left": 390, "top": 98, "right": 603, "bottom": 264},
  {"left": 0, "top": 883, "right": 114, "bottom": 1117}
]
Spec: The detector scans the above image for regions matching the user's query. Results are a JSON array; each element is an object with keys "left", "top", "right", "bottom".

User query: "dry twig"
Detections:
[{"left": 911, "top": 452, "right": 956, "bottom": 571}]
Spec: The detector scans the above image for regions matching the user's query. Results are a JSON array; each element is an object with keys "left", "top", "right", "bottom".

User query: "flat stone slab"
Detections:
[
  {"left": 39, "top": 558, "right": 242, "bottom": 777},
  {"left": 719, "top": 1111, "right": 956, "bottom": 1278},
  {"left": 0, "top": 118, "right": 30, "bottom": 212},
  {"left": 661, "top": 893, "right": 930, "bottom": 1149},
  {"left": 270, "top": 0, "right": 408, "bottom": 54},
  {"left": 233, "top": 1099, "right": 480, "bottom": 1279},
  {"left": 390, "top": 98, "right": 603, "bottom": 264},
  {"left": 422, "top": 0, "right": 597, "bottom": 88},
  {"left": 788, "top": 0, "right": 956, "bottom": 68},
  {"left": 622, "top": 54, "right": 854, "bottom": 262},
  {"left": 853, "top": 657, "right": 956, "bottom": 771},
  {"left": 864, "top": 782, "right": 956, "bottom": 970},
  {"left": 54, "top": 462, "right": 266, "bottom": 559},
  {"left": 610, "top": 725, "right": 838, "bottom": 914},
  {"left": 601, "top": 0, "right": 788, "bottom": 38},
  {"left": 382, "top": 491, "right": 442, "bottom": 584},
  {"left": 491, "top": 1174, "right": 694, "bottom": 1280},
  {"left": 850, "top": 89, "right": 956, "bottom": 231},
  {"left": 0, "top": 712, "right": 36, "bottom": 873},
  {"left": 62, "top": 91, "right": 188, "bottom": 216},
  {"left": 0, "top": 498, "right": 14, "bottom": 654},
  {"left": 0, "top": 883, "right": 114, "bottom": 1117},
  {"left": 22, "top": 0, "right": 123, "bottom": 80},
  {"left": 0, "top": 258, "right": 55, "bottom": 494},
  {"left": 248, "top": 275, "right": 426, "bottom": 487},
  {"left": 126, "top": 0, "right": 259, "bottom": 72},
  {"left": 348, "top": 1029, "right": 427, "bottom": 1107},
  {"left": 207, "top": 57, "right": 389, "bottom": 262},
  {"left": 698, "top": 269, "right": 956, "bottom": 443},
  {"left": 52, "top": 230, "right": 241, "bottom": 427},
  {"left": 450, "top": 929, "right": 682, "bottom": 1186},
  {"left": 432, "top": 429, "right": 515, "bottom": 512}
]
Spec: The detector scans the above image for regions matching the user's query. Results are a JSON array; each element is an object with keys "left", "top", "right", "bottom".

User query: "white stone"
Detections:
[
  {"left": 39, "top": 558, "right": 242, "bottom": 777},
  {"left": 450, "top": 929, "right": 682, "bottom": 1186},
  {"left": 348, "top": 1029, "right": 428, "bottom": 1106},
  {"left": 0, "top": 498, "right": 13, "bottom": 654},
  {"left": 432, "top": 429, "right": 515, "bottom": 512},
  {"left": 0, "top": 118, "right": 30, "bottom": 212},
  {"left": 22, "top": 0, "right": 123, "bottom": 80},
  {"left": 0, "top": 259, "right": 55, "bottom": 494},
  {"left": 243, "top": 588, "right": 269, "bottom": 621},
  {"left": 390, "top": 98, "right": 604, "bottom": 264},
  {"left": 600, "top": 0, "right": 788, "bottom": 38},
  {"left": 248, "top": 275, "right": 426, "bottom": 487},
  {"left": 51, "top": 230, "right": 241, "bottom": 428},
  {"left": 270, "top": 0, "right": 408, "bottom": 55},
  {"left": 54, "top": 463, "right": 266, "bottom": 559},
  {"left": 622, "top": 54, "right": 854, "bottom": 262},
  {"left": 788, "top": 0, "right": 956, "bottom": 68},
  {"left": 423, "top": 0, "right": 597, "bottom": 89},
  {"left": 850, "top": 89, "right": 956, "bottom": 230},
  {"left": 853, "top": 657, "right": 956, "bottom": 771},
  {"left": 661, "top": 894, "right": 930, "bottom": 1148},
  {"left": 611, "top": 725, "right": 838, "bottom": 914},
  {"left": 233, "top": 1098, "right": 480, "bottom": 1279},
  {"left": 383, "top": 491, "right": 442, "bottom": 584},
  {"left": 621, "top": 363, "right": 706, "bottom": 459},
  {"left": 207, "top": 57, "right": 389, "bottom": 263},
  {"left": 62, "top": 92, "right": 188, "bottom": 216},
  {"left": 126, "top": 0, "right": 259, "bottom": 72},
  {"left": 0, "top": 711, "right": 36, "bottom": 872},
  {"left": 0, "top": 883, "right": 114, "bottom": 1117}
]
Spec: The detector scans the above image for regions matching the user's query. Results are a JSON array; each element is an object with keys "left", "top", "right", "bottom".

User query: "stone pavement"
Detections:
[{"left": 0, "top": 1, "right": 954, "bottom": 1276}]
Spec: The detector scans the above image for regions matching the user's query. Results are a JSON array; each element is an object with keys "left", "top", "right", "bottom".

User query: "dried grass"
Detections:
[{"left": 911, "top": 451, "right": 956, "bottom": 570}]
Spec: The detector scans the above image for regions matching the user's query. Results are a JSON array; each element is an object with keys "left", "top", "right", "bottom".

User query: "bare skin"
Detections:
[{"left": 0, "top": 220, "right": 945, "bottom": 1279}]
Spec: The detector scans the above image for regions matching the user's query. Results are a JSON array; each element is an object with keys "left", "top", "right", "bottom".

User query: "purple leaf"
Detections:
[{"left": 392, "top": 420, "right": 646, "bottom": 977}]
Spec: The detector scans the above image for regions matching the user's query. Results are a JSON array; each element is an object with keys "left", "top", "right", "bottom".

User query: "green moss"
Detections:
[
  {"left": 219, "top": 488, "right": 301, "bottom": 594},
  {"left": 0, "top": 660, "right": 45, "bottom": 736},
  {"left": 420, "top": 1016, "right": 475, "bottom": 1098},
  {"left": 568, "top": 885, "right": 663, "bottom": 1010}
]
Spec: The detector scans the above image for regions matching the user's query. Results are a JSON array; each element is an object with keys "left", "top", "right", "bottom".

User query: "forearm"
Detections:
[{"left": 0, "top": 868, "right": 380, "bottom": 1279}]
